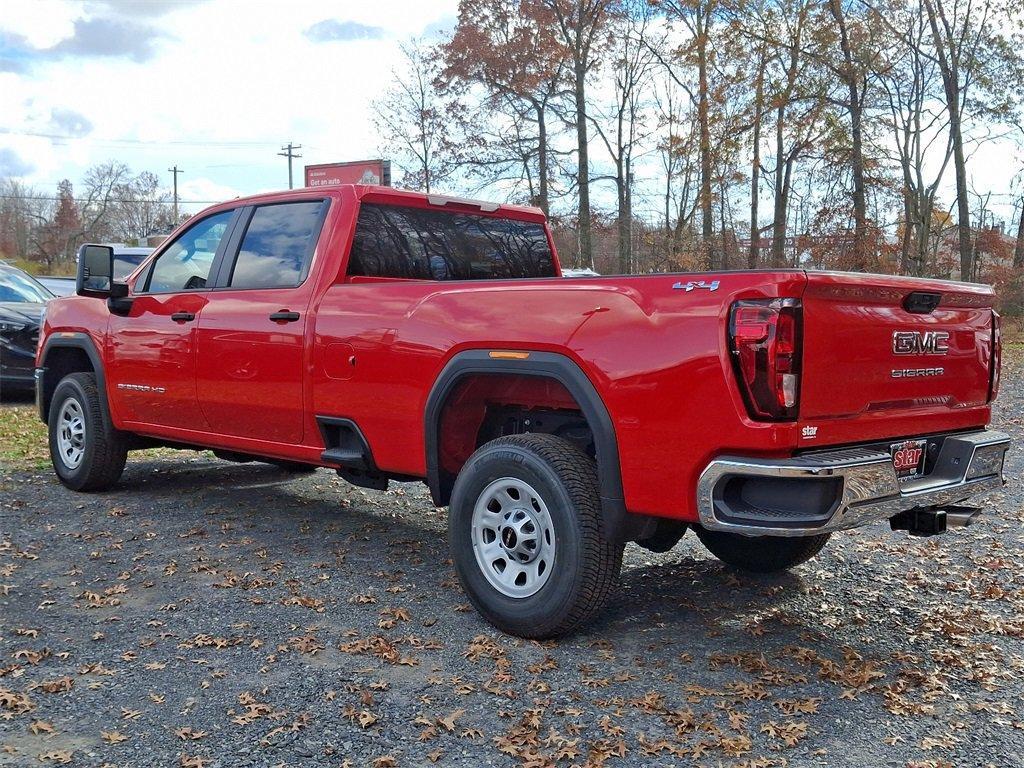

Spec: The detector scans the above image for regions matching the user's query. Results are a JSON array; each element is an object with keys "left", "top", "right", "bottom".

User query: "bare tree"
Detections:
[
  {"left": 79, "top": 161, "right": 133, "bottom": 241},
  {"left": 113, "top": 171, "right": 174, "bottom": 242},
  {"left": 439, "top": 0, "right": 569, "bottom": 214},
  {"left": 917, "top": 0, "right": 1021, "bottom": 279},
  {"left": 825, "top": 0, "right": 879, "bottom": 269},
  {"left": 590, "top": 2, "right": 657, "bottom": 273},
  {"left": 374, "top": 40, "right": 459, "bottom": 193},
  {"left": 874, "top": 0, "right": 953, "bottom": 275},
  {"left": 541, "top": 0, "right": 613, "bottom": 267},
  {"left": 655, "top": 0, "right": 723, "bottom": 268}
]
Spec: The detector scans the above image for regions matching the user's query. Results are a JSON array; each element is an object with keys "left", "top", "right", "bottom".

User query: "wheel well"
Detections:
[
  {"left": 424, "top": 350, "right": 634, "bottom": 541},
  {"left": 41, "top": 346, "right": 95, "bottom": 418},
  {"left": 435, "top": 373, "right": 593, "bottom": 503}
]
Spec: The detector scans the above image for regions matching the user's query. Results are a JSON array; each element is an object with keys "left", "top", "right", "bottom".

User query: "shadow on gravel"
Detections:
[{"left": 98, "top": 457, "right": 818, "bottom": 647}]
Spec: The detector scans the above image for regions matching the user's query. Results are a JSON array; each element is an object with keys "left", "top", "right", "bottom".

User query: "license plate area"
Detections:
[{"left": 891, "top": 439, "right": 927, "bottom": 481}]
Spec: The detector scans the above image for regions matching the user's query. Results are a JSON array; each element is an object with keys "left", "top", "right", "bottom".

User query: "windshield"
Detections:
[
  {"left": 0, "top": 270, "right": 54, "bottom": 303},
  {"left": 114, "top": 252, "right": 149, "bottom": 280}
]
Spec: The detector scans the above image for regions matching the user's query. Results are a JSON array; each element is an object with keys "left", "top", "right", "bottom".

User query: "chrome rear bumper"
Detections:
[{"left": 696, "top": 429, "right": 1010, "bottom": 537}]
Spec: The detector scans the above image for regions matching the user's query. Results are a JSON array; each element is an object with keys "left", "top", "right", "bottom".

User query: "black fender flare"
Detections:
[
  {"left": 38, "top": 333, "right": 111, "bottom": 425},
  {"left": 424, "top": 349, "right": 635, "bottom": 540}
]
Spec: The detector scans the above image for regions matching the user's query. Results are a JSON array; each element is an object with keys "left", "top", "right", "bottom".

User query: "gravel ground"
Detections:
[{"left": 1, "top": 353, "right": 1022, "bottom": 768}]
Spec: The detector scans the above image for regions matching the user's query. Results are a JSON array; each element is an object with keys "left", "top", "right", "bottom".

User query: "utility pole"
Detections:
[
  {"left": 168, "top": 165, "right": 182, "bottom": 223},
  {"left": 278, "top": 142, "right": 302, "bottom": 189}
]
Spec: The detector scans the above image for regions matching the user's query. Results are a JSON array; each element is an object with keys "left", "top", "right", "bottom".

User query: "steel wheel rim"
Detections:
[
  {"left": 471, "top": 477, "right": 556, "bottom": 598},
  {"left": 56, "top": 397, "right": 86, "bottom": 470}
]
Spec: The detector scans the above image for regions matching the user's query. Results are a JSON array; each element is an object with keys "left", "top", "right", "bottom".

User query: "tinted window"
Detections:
[
  {"left": 348, "top": 204, "right": 555, "bottom": 281},
  {"left": 147, "top": 211, "right": 234, "bottom": 292},
  {"left": 0, "top": 269, "right": 54, "bottom": 302},
  {"left": 228, "top": 201, "right": 326, "bottom": 289}
]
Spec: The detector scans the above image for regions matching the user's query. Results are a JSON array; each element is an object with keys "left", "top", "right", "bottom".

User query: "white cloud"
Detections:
[
  {"left": 0, "top": 0, "right": 457, "bottom": 213},
  {"left": 0, "top": 1, "right": 81, "bottom": 48},
  {"left": 177, "top": 176, "right": 246, "bottom": 206},
  {"left": 304, "top": 19, "right": 386, "bottom": 43},
  {"left": 0, "top": 147, "right": 34, "bottom": 177}
]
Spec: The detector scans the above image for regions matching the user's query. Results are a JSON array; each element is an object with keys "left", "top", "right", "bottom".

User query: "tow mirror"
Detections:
[
  {"left": 76, "top": 244, "right": 115, "bottom": 297},
  {"left": 75, "top": 244, "right": 131, "bottom": 299}
]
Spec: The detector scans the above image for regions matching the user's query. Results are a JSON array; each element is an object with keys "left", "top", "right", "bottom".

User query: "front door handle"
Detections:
[
  {"left": 269, "top": 310, "right": 300, "bottom": 323},
  {"left": 170, "top": 311, "right": 195, "bottom": 323}
]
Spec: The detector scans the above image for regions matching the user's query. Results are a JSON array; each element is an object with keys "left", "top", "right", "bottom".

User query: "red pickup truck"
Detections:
[{"left": 35, "top": 185, "right": 1009, "bottom": 638}]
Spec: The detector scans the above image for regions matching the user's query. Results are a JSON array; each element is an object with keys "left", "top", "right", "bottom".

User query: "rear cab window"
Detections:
[{"left": 348, "top": 203, "right": 555, "bottom": 281}]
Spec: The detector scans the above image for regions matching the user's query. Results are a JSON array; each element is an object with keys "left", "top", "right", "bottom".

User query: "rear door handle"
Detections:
[
  {"left": 170, "top": 312, "right": 195, "bottom": 323},
  {"left": 269, "top": 311, "right": 300, "bottom": 323}
]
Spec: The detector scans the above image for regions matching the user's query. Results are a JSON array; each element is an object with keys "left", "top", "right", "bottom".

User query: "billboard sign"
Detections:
[{"left": 304, "top": 160, "right": 391, "bottom": 188}]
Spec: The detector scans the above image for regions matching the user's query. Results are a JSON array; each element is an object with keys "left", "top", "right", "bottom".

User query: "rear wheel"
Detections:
[
  {"left": 694, "top": 527, "right": 830, "bottom": 573},
  {"left": 48, "top": 372, "right": 128, "bottom": 491},
  {"left": 448, "top": 434, "right": 623, "bottom": 639}
]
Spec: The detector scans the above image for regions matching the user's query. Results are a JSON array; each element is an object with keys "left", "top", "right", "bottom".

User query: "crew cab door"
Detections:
[
  {"left": 108, "top": 209, "right": 239, "bottom": 430},
  {"left": 194, "top": 199, "right": 328, "bottom": 444}
]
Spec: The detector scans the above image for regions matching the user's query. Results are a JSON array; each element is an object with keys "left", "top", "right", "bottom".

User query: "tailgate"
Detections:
[{"left": 800, "top": 272, "right": 995, "bottom": 420}]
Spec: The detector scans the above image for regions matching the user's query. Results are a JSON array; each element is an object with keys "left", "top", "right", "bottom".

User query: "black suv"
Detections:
[{"left": 0, "top": 263, "right": 54, "bottom": 390}]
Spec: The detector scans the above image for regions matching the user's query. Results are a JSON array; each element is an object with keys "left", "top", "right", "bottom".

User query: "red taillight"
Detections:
[
  {"left": 729, "top": 299, "right": 802, "bottom": 421},
  {"left": 989, "top": 310, "right": 1001, "bottom": 402}
]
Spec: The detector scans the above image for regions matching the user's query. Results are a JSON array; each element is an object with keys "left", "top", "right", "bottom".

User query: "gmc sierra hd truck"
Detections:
[{"left": 35, "top": 185, "right": 1009, "bottom": 638}]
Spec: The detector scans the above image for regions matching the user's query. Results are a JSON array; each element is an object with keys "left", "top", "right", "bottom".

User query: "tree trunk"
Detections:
[
  {"left": 829, "top": 0, "right": 868, "bottom": 269},
  {"left": 624, "top": 158, "right": 633, "bottom": 273},
  {"left": 719, "top": 178, "right": 729, "bottom": 270},
  {"left": 616, "top": 158, "right": 629, "bottom": 274},
  {"left": 749, "top": 57, "right": 764, "bottom": 270},
  {"left": 848, "top": 99, "right": 868, "bottom": 267},
  {"left": 665, "top": 171, "right": 672, "bottom": 235},
  {"left": 900, "top": 187, "right": 914, "bottom": 274},
  {"left": 923, "top": 0, "right": 971, "bottom": 280},
  {"left": 948, "top": 114, "right": 971, "bottom": 280},
  {"left": 1013, "top": 197, "right": 1024, "bottom": 269},
  {"left": 917, "top": 198, "right": 933, "bottom": 275},
  {"left": 536, "top": 102, "right": 550, "bottom": 216},
  {"left": 771, "top": 106, "right": 788, "bottom": 267},
  {"left": 696, "top": 9, "right": 714, "bottom": 270},
  {"left": 574, "top": 58, "right": 593, "bottom": 268}
]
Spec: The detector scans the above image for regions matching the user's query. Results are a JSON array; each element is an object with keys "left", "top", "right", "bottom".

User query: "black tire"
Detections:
[
  {"left": 694, "top": 526, "right": 830, "bottom": 573},
  {"left": 448, "top": 433, "right": 623, "bottom": 639},
  {"left": 48, "top": 372, "right": 128, "bottom": 491}
]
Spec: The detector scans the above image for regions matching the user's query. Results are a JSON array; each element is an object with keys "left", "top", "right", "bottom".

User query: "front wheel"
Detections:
[
  {"left": 48, "top": 372, "right": 128, "bottom": 491},
  {"left": 694, "top": 526, "right": 830, "bottom": 573},
  {"left": 448, "top": 434, "right": 623, "bottom": 639}
]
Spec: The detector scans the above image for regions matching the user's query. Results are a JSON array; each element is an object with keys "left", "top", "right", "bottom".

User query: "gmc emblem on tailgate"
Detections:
[{"left": 892, "top": 330, "right": 949, "bottom": 355}]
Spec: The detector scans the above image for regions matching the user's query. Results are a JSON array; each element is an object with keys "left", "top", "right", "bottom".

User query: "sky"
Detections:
[
  {"left": 0, "top": 0, "right": 1019, "bottom": 227},
  {"left": 0, "top": 0, "right": 458, "bottom": 214}
]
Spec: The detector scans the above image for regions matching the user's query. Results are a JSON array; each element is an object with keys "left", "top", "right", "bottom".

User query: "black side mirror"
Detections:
[{"left": 76, "top": 244, "right": 115, "bottom": 297}]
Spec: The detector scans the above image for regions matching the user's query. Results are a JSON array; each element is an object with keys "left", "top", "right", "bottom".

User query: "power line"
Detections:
[
  {"left": 0, "top": 128, "right": 283, "bottom": 147},
  {"left": 0, "top": 194, "right": 222, "bottom": 204},
  {"left": 278, "top": 142, "right": 302, "bottom": 190}
]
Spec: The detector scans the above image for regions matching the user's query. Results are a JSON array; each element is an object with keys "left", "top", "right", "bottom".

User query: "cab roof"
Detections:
[{"left": 204, "top": 185, "right": 546, "bottom": 222}]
